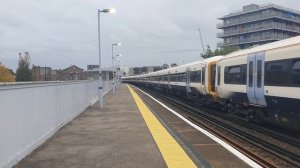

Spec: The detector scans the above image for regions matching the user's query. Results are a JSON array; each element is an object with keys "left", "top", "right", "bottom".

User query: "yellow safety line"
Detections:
[{"left": 127, "top": 85, "right": 197, "bottom": 168}]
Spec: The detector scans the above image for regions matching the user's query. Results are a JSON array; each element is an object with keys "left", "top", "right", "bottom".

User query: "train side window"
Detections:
[
  {"left": 186, "top": 71, "right": 189, "bottom": 83},
  {"left": 265, "top": 60, "right": 288, "bottom": 86},
  {"left": 190, "top": 71, "right": 195, "bottom": 82},
  {"left": 257, "top": 60, "right": 262, "bottom": 88},
  {"left": 224, "top": 65, "right": 246, "bottom": 84},
  {"left": 178, "top": 74, "right": 181, "bottom": 82},
  {"left": 292, "top": 60, "right": 300, "bottom": 85},
  {"left": 196, "top": 70, "right": 201, "bottom": 83},
  {"left": 249, "top": 61, "right": 253, "bottom": 87},
  {"left": 189, "top": 71, "right": 202, "bottom": 83},
  {"left": 202, "top": 67, "right": 205, "bottom": 84},
  {"left": 182, "top": 73, "right": 186, "bottom": 82},
  {"left": 217, "top": 66, "right": 221, "bottom": 86}
]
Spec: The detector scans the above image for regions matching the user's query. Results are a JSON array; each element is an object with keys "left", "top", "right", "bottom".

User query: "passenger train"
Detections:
[{"left": 123, "top": 36, "right": 300, "bottom": 130}]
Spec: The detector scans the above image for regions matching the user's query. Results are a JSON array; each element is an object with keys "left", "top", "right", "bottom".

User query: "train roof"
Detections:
[
  {"left": 223, "top": 35, "right": 300, "bottom": 60},
  {"left": 123, "top": 56, "right": 224, "bottom": 78},
  {"left": 143, "top": 56, "right": 224, "bottom": 76}
]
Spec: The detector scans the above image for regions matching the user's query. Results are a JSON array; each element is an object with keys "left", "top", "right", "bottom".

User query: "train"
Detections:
[{"left": 123, "top": 36, "right": 300, "bottom": 130}]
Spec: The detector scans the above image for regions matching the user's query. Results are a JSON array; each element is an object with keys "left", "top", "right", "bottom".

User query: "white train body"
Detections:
[{"left": 123, "top": 36, "right": 300, "bottom": 129}]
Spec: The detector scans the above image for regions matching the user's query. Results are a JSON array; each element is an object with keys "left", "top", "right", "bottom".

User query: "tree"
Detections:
[
  {"left": 16, "top": 52, "right": 33, "bottom": 81},
  {"left": 0, "top": 62, "right": 16, "bottom": 82},
  {"left": 201, "top": 45, "right": 239, "bottom": 59},
  {"left": 218, "top": 46, "right": 239, "bottom": 55},
  {"left": 201, "top": 45, "right": 214, "bottom": 59}
]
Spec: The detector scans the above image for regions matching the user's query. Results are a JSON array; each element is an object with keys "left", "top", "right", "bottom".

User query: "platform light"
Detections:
[
  {"left": 97, "top": 8, "right": 116, "bottom": 109},
  {"left": 113, "top": 43, "right": 122, "bottom": 46},
  {"left": 112, "top": 43, "right": 122, "bottom": 94},
  {"left": 101, "top": 8, "right": 116, "bottom": 13}
]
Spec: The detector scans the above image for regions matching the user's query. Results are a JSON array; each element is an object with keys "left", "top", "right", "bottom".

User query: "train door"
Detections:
[
  {"left": 246, "top": 52, "right": 267, "bottom": 106},
  {"left": 201, "top": 66, "right": 207, "bottom": 94},
  {"left": 186, "top": 68, "right": 191, "bottom": 93},
  {"left": 208, "top": 62, "right": 218, "bottom": 101},
  {"left": 255, "top": 52, "right": 267, "bottom": 106},
  {"left": 215, "top": 64, "right": 223, "bottom": 97},
  {"left": 168, "top": 71, "right": 171, "bottom": 89},
  {"left": 209, "top": 63, "right": 216, "bottom": 93}
]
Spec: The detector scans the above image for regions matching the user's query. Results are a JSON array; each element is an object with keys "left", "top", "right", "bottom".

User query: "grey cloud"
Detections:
[{"left": 1, "top": 0, "right": 300, "bottom": 71}]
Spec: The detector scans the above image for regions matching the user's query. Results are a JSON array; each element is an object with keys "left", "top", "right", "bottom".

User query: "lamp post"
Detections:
[
  {"left": 98, "top": 8, "right": 115, "bottom": 109},
  {"left": 112, "top": 43, "right": 121, "bottom": 94},
  {"left": 115, "top": 55, "right": 122, "bottom": 88},
  {"left": 116, "top": 59, "right": 123, "bottom": 87}
]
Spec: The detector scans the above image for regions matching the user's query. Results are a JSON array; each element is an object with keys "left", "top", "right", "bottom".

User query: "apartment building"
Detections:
[{"left": 217, "top": 4, "right": 300, "bottom": 49}]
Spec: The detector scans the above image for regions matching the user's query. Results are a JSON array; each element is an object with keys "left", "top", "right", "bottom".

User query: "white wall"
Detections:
[{"left": 0, "top": 80, "right": 112, "bottom": 168}]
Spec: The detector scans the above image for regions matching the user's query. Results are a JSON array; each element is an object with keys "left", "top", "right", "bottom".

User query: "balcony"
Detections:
[
  {"left": 217, "top": 32, "right": 224, "bottom": 38},
  {"left": 217, "top": 23, "right": 300, "bottom": 39},
  {"left": 217, "top": 23, "right": 224, "bottom": 29},
  {"left": 217, "top": 13, "right": 300, "bottom": 29},
  {"left": 221, "top": 34, "right": 285, "bottom": 47},
  {"left": 217, "top": 41, "right": 224, "bottom": 48}
]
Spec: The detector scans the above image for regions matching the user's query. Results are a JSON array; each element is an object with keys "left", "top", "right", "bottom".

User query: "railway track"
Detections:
[{"left": 136, "top": 86, "right": 300, "bottom": 168}]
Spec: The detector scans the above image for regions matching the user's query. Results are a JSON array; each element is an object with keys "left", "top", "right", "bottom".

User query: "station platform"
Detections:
[{"left": 14, "top": 84, "right": 252, "bottom": 168}]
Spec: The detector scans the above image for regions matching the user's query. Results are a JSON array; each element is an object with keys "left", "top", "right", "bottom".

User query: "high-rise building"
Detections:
[{"left": 217, "top": 4, "right": 300, "bottom": 49}]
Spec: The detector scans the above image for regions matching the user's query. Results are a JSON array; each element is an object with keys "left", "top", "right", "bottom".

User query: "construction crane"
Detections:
[{"left": 198, "top": 28, "right": 205, "bottom": 54}]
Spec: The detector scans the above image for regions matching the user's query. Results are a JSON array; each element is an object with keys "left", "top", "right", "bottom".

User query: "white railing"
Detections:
[{"left": 0, "top": 80, "right": 112, "bottom": 168}]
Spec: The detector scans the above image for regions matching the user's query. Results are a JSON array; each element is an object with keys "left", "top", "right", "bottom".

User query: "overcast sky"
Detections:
[{"left": 1, "top": 0, "right": 300, "bottom": 71}]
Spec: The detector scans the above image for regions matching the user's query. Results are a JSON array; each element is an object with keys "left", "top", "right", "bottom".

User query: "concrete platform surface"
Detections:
[{"left": 15, "top": 85, "right": 166, "bottom": 168}]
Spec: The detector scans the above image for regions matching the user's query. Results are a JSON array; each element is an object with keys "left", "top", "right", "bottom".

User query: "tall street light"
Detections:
[
  {"left": 98, "top": 8, "right": 115, "bottom": 109},
  {"left": 115, "top": 54, "right": 122, "bottom": 89},
  {"left": 112, "top": 43, "right": 121, "bottom": 94},
  {"left": 116, "top": 59, "right": 123, "bottom": 87}
]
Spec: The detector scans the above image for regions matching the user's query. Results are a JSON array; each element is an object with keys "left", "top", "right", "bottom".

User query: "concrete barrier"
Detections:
[{"left": 0, "top": 80, "right": 112, "bottom": 168}]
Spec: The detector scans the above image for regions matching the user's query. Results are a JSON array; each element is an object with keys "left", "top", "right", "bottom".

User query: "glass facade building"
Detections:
[{"left": 217, "top": 4, "right": 300, "bottom": 49}]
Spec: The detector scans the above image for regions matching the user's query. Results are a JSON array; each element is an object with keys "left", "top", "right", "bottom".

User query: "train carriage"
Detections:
[
  {"left": 123, "top": 35, "right": 300, "bottom": 129},
  {"left": 217, "top": 36, "right": 300, "bottom": 128}
]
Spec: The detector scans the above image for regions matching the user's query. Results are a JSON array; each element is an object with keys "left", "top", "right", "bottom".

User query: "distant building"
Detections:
[
  {"left": 161, "top": 64, "right": 169, "bottom": 69},
  {"left": 87, "top": 65, "right": 99, "bottom": 70},
  {"left": 59, "top": 65, "right": 87, "bottom": 80},
  {"left": 128, "top": 66, "right": 161, "bottom": 76},
  {"left": 32, "top": 65, "right": 52, "bottom": 81},
  {"left": 84, "top": 67, "right": 112, "bottom": 80},
  {"left": 32, "top": 64, "right": 115, "bottom": 81},
  {"left": 49, "top": 70, "right": 60, "bottom": 81},
  {"left": 171, "top": 63, "right": 178, "bottom": 67},
  {"left": 217, "top": 3, "right": 300, "bottom": 49}
]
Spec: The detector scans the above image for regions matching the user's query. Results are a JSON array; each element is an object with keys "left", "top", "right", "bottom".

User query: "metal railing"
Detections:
[
  {"left": 220, "top": 34, "right": 284, "bottom": 46},
  {"left": 218, "top": 12, "right": 300, "bottom": 28},
  {"left": 0, "top": 80, "right": 113, "bottom": 168},
  {"left": 218, "top": 23, "right": 300, "bottom": 38}
]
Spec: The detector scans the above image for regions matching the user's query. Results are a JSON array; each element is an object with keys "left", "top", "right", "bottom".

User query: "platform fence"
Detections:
[{"left": 0, "top": 80, "right": 112, "bottom": 168}]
